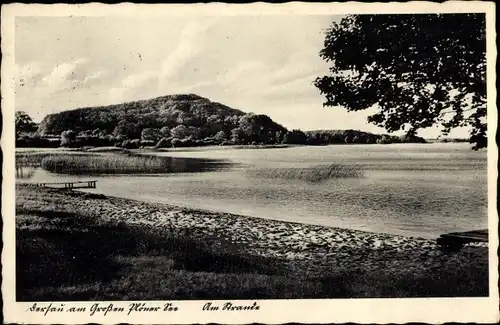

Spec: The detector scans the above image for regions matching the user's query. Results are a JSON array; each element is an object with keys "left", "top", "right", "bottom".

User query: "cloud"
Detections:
[
  {"left": 159, "top": 20, "right": 213, "bottom": 87},
  {"left": 122, "top": 70, "right": 157, "bottom": 88},
  {"left": 15, "top": 58, "right": 111, "bottom": 120},
  {"left": 83, "top": 70, "right": 108, "bottom": 85},
  {"left": 37, "top": 58, "right": 112, "bottom": 96},
  {"left": 108, "top": 70, "right": 159, "bottom": 103},
  {"left": 42, "top": 58, "right": 88, "bottom": 89},
  {"left": 107, "top": 20, "right": 215, "bottom": 104}
]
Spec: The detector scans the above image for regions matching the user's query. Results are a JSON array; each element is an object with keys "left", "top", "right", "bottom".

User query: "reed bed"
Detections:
[
  {"left": 248, "top": 164, "right": 363, "bottom": 182},
  {"left": 37, "top": 153, "right": 228, "bottom": 175},
  {"left": 16, "top": 152, "right": 79, "bottom": 167},
  {"left": 40, "top": 154, "right": 176, "bottom": 174}
]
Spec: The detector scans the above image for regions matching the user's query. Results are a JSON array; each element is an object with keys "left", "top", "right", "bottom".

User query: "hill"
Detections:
[
  {"left": 37, "top": 94, "right": 289, "bottom": 148},
  {"left": 29, "top": 94, "right": 425, "bottom": 149}
]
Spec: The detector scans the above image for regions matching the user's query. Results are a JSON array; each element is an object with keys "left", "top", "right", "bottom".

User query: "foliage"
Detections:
[
  {"left": 16, "top": 134, "right": 60, "bottom": 148},
  {"left": 155, "top": 137, "right": 173, "bottom": 148},
  {"left": 15, "top": 111, "right": 38, "bottom": 135},
  {"left": 170, "top": 125, "right": 189, "bottom": 139},
  {"left": 30, "top": 93, "right": 428, "bottom": 149},
  {"left": 60, "top": 130, "right": 77, "bottom": 147},
  {"left": 141, "top": 128, "right": 161, "bottom": 142},
  {"left": 214, "top": 131, "right": 227, "bottom": 142},
  {"left": 301, "top": 129, "right": 425, "bottom": 145},
  {"left": 315, "top": 14, "right": 487, "bottom": 150},
  {"left": 282, "top": 129, "right": 307, "bottom": 145},
  {"left": 37, "top": 94, "right": 288, "bottom": 147},
  {"left": 160, "top": 126, "right": 171, "bottom": 137}
]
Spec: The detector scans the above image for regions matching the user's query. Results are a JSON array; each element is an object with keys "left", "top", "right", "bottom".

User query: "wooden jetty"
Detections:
[
  {"left": 35, "top": 180, "right": 97, "bottom": 189},
  {"left": 437, "top": 229, "right": 488, "bottom": 251}
]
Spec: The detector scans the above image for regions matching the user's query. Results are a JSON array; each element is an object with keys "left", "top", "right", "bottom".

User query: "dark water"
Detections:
[{"left": 16, "top": 143, "right": 488, "bottom": 239}]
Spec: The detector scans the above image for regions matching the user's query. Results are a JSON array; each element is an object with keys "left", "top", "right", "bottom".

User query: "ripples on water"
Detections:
[{"left": 16, "top": 143, "right": 488, "bottom": 238}]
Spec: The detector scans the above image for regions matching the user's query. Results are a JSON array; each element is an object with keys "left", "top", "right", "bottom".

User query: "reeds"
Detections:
[
  {"left": 35, "top": 153, "right": 228, "bottom": 175},
  {"left": 248, "top": 164, "right": 363, "bottom": 182},
  {"left": 16, "top": 153, "right": 69, "bottom": 167},
  {"left": 39, "top": 154, "right": 174, "bottom": 174}
]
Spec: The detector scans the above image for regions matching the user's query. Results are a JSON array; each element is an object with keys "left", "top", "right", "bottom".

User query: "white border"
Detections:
[{"left": 2, "top": 2, "right": 498, "bottom": 324}]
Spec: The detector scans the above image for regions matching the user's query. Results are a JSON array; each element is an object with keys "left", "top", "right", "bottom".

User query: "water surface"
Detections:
[{"left": 17, "top": 143, "right": 487, "bottom": 239}]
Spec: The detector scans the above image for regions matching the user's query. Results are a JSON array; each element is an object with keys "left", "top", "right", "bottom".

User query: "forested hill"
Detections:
[
  {"left": 37, "top": 94, "right": 289, "bottom": 146},
  {"left": 33, "top": 94, "right": 425, "bottom": 148}
]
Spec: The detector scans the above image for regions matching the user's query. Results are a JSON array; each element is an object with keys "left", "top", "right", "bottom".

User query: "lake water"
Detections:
[{"left": 17, "top": 143, "right": 488, "bottom": 239}]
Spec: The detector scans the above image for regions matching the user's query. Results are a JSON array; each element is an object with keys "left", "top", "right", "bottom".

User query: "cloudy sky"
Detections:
[{"left": 14, "top": 15, "right": 462, "bottom": 137}]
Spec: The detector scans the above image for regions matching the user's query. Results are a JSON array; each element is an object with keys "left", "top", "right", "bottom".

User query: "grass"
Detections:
[
  {"left": 15, "top": 185, "right": 489, "bottom": 300},
  {"left": 40, "top": 154, "right": 173, "bottom": 174},
  {"left": 16, "top": 152, "right": 91, "bottom": 167},
  {"left": 16, "top": 151, "right": 228, "bottom": 175},
  {"left": 247, "top": 164, "right": 363, "bottom": 182},
  {"left": 17, "top": 205, "right": 323, "bottom": 301}
]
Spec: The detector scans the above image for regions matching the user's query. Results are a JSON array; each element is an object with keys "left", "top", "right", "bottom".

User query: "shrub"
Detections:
[
  {"left": 16, "top": 136, "right": 60, "bottom": 148},
  {"left": 214, "top": 131, "right": 227, "bottom": 142},
  {"left": 61, "top": 130, "right": 77, "bottom": 147},
  {"left": 376, "top": 135, "right": 392, "bottom": 144}
]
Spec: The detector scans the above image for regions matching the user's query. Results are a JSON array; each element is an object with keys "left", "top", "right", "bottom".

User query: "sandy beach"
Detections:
[{"left": 16, "top": 184, "right": 489, "bottom": 299}]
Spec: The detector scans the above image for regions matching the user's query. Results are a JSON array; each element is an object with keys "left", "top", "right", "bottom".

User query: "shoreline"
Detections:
[{"left": 17, "top": 184, "right": 488, "bottom": 279}]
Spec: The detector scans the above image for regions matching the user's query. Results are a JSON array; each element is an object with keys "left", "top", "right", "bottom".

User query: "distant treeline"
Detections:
[{"left": 17, "top": 94, "right": 426, "bottom": 149}]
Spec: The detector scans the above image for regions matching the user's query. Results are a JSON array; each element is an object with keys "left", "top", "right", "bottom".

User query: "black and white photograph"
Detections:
[{"left": 2, "top": 3, "right": 498, "bottom": 324}]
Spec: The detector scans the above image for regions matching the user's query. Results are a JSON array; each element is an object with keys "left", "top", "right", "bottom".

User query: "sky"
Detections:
[{"left": 14, "top": 15, "right": 466, "bottom": 138}]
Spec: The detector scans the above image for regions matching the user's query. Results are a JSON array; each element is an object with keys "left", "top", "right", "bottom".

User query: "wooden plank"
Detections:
[
  {"left": 35, "top": 180, "right": 98, "bottom": 189},
  {"left": 37, "top": 180, "right": 97, "bottom": 185}
]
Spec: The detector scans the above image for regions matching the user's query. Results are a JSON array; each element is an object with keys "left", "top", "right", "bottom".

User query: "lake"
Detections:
[{"left": 16, "top": 143, "right": 488, "bottom": 239}]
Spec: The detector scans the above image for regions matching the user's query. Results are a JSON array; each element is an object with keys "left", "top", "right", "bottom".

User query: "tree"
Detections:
[
  {"left": 214, "top": 130, "right": 227, "bottom": 142},
  {"left": 141, "top": 128, "right": 161, "bottom": 142},
  {"left": 186, "top": 126, "right": 202, "bottom": 140},
  {"left": 61, "top": 130, "right": 77, "bottom": 147},
  {"left": 160, "top": 126, "right": 171, "bottom": 137},
  {"left": 282, "top": 129, "right": 307, "bottom": 144},
  {"left": 170, "top": 125, "right": 189, "bottom": 139},
  {"left": 315, "top": 14, "right": 486, "bottom": 150},
  {"left": 15, "top": 111, "right": 37, "bottom": 135}
]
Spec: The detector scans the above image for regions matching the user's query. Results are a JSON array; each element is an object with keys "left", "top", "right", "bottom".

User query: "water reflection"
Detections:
[{"left": 151, "top": 156, "right": 234, "bottom": 174}]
